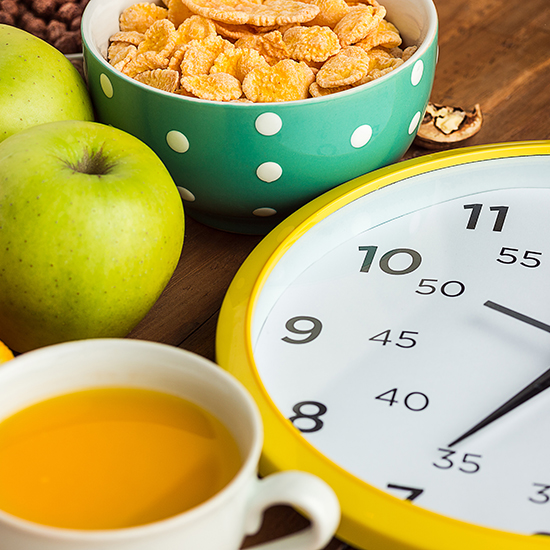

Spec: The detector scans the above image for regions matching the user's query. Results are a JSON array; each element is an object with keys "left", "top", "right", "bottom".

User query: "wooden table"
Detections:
[{"left": 127, "top": 0, "right": 550, "bottom": 546}]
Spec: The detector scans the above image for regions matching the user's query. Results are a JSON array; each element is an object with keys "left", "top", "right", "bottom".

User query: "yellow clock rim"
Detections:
[{"left": 216, "top": 141, "right": 550, "bottom": 550}]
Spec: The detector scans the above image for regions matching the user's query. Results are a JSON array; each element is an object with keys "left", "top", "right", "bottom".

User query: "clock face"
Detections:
[{"left": 249, "top": 153, "right": 550, "bottom": 536}]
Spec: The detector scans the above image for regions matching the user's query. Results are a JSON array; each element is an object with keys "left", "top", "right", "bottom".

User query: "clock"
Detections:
[{"left": 216, "top": 141, "right": 550, "bottom": 550}]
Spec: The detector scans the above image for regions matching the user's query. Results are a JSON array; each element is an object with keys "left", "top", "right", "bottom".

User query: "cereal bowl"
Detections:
[{"left": 81, "top": 0, "right": 438, "bottom": 234}]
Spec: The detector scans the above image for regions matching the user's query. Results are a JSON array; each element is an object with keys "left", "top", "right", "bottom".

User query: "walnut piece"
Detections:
[{"left": 414, "top": 102, "right": 483, "bottom": 150}]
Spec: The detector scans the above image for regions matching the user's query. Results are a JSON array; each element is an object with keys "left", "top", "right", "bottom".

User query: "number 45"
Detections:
[{"left": 369, "top": 329, "right": 418, "bottom": 348}]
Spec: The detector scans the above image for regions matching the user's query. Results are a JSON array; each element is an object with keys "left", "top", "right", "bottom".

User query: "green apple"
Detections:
[
  {"left": 0, "top": 24, "right": 94, "bottom": 143},
  {"left": 0, "top": 120, "right": 185, "bottom": 352}
]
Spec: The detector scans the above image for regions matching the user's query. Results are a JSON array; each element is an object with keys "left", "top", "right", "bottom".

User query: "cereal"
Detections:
[
  {"left": 283, "top": 25, "right": 340, "bottom": 62},
  {"left": 179, "top": 0, "right": 320, "bottom": 26},
  {"left": 176, "top": 14, "right": 218, "bottom": 43},
  {"left": 168, "top": 44, "right": 189, "bottom": 71},
  {"left": 134, "top": 68, "right": 181, "bottom": 91},
  {"left": 333, "top": 1, "right": 385, "bottom": 46},
  {"left": 166, "top": 0, "right": 195, "bottom": 27},
  {"left": 213, "top": 21, "right": 268, "bottom": 39},
  {"left": 301, "top": 0, "right": 350, "bottom": 27},
  {"left": 309, "top": 80, "right": 351, "bottom": 96},
  {"left": 315, "top": 45, "right": 369, "bottom": 87},
  {"left": 179, "top": 35, "right": 234, "bottom": 76},
  {"left": 109, "top": 31, "right": 146, "bottom": 46},
  {"left": 121, "top": 50, "right": 169, "bottom": 78},
  {"left": 210, "top": 47, "right": 270, "bottom": 80},
  {"left": 181, "top": 72, "right": 243, "bottom": 100},
  {"left": 353, "top": 56, "right": 402, "bottom": 85},
  {"left": 235, "top": 30, "right": 289, "bottom": 64},
  {"left": 107, "top": 0, "right": 415, "bottom": 101},
  {"left": 119, "top": 2, "right": 168, "bottom": 33},
  {"left": 242, "top": 58, "right": 315, "bottom": 101},
  {"left": 401, "top": 45, "right": 417, "bottom": 61},
  {"left": 137, "top": 18, "right": 177, "bottom": 58},
  {"left": 355, "top": 18, "right": 401, "bottom": 50}
]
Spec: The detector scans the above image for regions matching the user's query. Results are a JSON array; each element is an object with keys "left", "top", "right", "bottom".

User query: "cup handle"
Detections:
[{"left": 243, "top": 470, "right": 341, "bottom": 550}]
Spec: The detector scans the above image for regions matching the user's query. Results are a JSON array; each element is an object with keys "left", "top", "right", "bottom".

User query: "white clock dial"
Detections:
[{"left": 251, "top": 156, "right": 550, "bottom": 535}]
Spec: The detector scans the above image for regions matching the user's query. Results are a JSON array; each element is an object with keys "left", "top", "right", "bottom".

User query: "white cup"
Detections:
[{"left": 0, "top": 339, "right": 340, "bottom": 550}]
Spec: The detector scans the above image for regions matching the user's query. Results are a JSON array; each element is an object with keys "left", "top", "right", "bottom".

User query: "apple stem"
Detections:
[{"left": 67, "top": 148, "right": 115, "bottom": 176}]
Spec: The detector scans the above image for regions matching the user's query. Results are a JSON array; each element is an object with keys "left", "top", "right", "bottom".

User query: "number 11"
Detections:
[{"left": 464, "top": 204, "right": 509, "bottom": 232}]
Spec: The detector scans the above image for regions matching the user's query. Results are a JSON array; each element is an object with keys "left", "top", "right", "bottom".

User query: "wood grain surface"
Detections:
[{"left": 126, "top": 0, "right": 550, "bottom": 546}]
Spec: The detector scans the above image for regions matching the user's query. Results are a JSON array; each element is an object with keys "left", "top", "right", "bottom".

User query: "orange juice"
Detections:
[{"left": 0, "top": 387, "right": 242, "bottom": 529}]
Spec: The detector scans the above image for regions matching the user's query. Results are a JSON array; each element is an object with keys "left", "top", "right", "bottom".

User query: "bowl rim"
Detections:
[{"left": 81, "top": 0, "right": 439, "bottom": 107}]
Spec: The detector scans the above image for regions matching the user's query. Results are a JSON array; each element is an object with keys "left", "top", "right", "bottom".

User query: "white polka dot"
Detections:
[
  {"left": 350, "top": 124, "right": 372, "bottom": 148},
  {"left": 177, "top": 186, "right": 195, "bottom": 202},
  {"left": 408, "top": 111, "right": 422, "bottom": 135},
  {"left": 255, "top": 113, "right": 282, "bottom": 136},
  {"left": 100, "top": 73, "right": 113, "bottom": 98},
  {"left": 411, "top": 60, "right": 424, "bottom": 86},
  {"left": 256, "top": 162, "right": 282, "bottom": 182},
  {"left": 166, "top": 130, "right": 189, "bottom": 153},
  {"left": 253, "top": 207, "right": 277, "bottom": 217}
]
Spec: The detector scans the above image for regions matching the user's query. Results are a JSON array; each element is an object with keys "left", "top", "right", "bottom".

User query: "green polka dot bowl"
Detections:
[{"left": 81, "top": 0, "right": 438, "bottom": 234}]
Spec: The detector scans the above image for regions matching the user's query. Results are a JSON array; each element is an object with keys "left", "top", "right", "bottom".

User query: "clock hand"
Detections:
[
  {"left": 448, "top": 365, "right": 550, "bottom": 447},
  {"left": 483, "top": 300, "right": 550, "bottom": 333},
  {"left": 448, "top": 302, "right": 550, "bottom": 448}
]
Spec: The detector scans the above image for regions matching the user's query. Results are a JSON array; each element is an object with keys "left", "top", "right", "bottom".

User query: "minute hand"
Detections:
[{"left": 448, "top": 301, "right": 550, "bottom": 448}]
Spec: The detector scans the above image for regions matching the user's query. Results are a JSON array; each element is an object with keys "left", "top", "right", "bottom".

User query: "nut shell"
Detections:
[{"left": 415, "top": 102, "right": 483, "bottom": 150}]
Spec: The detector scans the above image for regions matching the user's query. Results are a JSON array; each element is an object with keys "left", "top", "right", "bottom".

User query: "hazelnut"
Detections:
[
  {"left": 47, "top": 18, "right": 66, "bottom": 42},
  {"left": 0, "top": 10, "right": 15, "bottom": 25},
  {"left": 56, "top": 1, "right": 82, "bottom": 22},
  {"left": 32, "top": 0, "right": 57, "bottom": 17},
  {"left": 70, "top": 15, "right": 81, "bottom": 30},
  {"left": 0, "top": 0, "right": 21, "bottom": 19},
  {"left": 53, "top": 29, "right": 80, "bottom": 53},
  {"left": 414, "top": 102, "right": 483, "bottom": 150},
  {"left": 20, "top": 13, "right": 48, "bottom": 40}
]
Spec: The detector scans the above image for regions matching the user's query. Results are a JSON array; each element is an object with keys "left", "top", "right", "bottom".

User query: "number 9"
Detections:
[{"left": 282, "top": 316, "right": 323, "bottom": 344}]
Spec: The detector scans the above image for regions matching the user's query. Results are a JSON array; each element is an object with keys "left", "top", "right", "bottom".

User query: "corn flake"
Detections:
[
  {"left": 210, "top": 47, "right": 270, "bottom": 80},
  {"left": 109, "top": 31, "right": 146, "bottom": 46},
  {"left": 355, "top": 18, "right": 401, "bottom": 50},
  {"left": 119, "top": 2, "right": 169, "bottom": 33},
  {"left": 179, "top": 35, "right": 235, "bottom": 76},
  {"left": 166, "top": 0, "right": 195, "bottom": 27},
  {"left": 235, "top": 30, "right": 289, "bottom": 64},
  {"left": 242, "top": 58, "right": 315, "bottom": 101},
  {"left": 401, "top": 45, "right": 417, "bottom": 61},
  {"left": 109, "top": 44, "right": 139, "bottom": 71},
  {"left": 108, "top": 42, "right": 137, "bottom": 64},
  {"left": 301, "top": 0, "right": 350, "bottom": 27},
  {"left": 168, "top": 44, "right": 189, "bottom": 71},
  {"left": 121, "top": 50, "right": 170, "bottom": 78},
  {"left": 213, "top": 21, "right": 270, "bottom": 39},
  {"left": 334, "top": 1, "right": 385, "bottom": 46},
  {"left": 284, "top": 25, "right": 340, "bottom": 62},
  {"left": 315, "top": 44, "right": 369, "bottom": 86},
  {"left": 309, "top": 80, "right": 351, "bottom": 96},
  {"left": 176, "top": 15, "right": 218, "bottom": 44},
  {"left": 134, "top": 68, "right": 181, "bottom": 91},
  {"left": 179, "top": 0, "right": 320, "bottom": 26},
  {"left": 137, "top": 18, "right": 177, "bottom": 58},
  {"left": 181, "top": 72, "right": 243, "bottom": 100}
]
